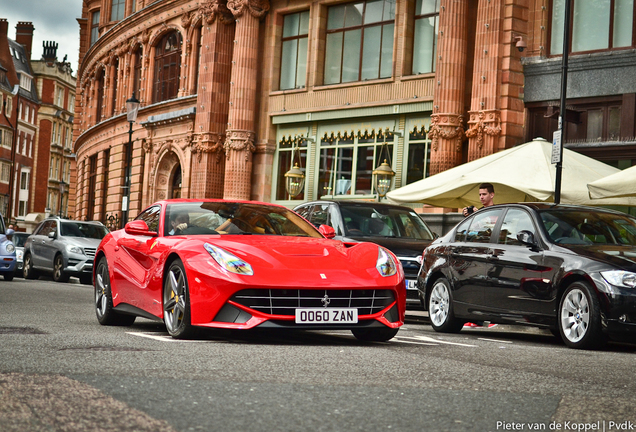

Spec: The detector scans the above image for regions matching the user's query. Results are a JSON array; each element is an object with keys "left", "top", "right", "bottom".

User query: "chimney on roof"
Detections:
[
  {"left": 15, "top": 21, "right": 34, "bottom": 60},
  {"left": 42, "top": 41, "right": 58, "bottom": 65},
  {"left": 0, "top": 19, "right": 8, "bottom": 37}
]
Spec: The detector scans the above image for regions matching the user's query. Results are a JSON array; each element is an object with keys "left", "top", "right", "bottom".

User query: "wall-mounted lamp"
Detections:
[{"left": 514, "top": 36, "right": 527, "bottom": 52}]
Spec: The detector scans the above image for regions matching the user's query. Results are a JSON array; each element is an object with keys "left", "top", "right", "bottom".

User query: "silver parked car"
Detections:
[{"left": 23, "top": 217, "right": 109, "bottom": 284}]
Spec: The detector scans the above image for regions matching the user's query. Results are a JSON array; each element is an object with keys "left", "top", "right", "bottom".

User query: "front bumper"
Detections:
[
  {"left": 0, "top": 255, "right": 16, "bottom": 273},
  {"left": 65, "top": 254, "right": 94, "bottom": 276}
]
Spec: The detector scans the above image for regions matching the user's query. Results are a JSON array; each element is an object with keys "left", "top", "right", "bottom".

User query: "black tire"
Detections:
[
  {"left": 3, "top": 272, "right": 14, "bottom": 281},
  {"left": 53, "top": 254, "right": 70, "bottom": 283},
  {"left": 352, "top": 327, "right": 399, "bottom": 342},
  {"left": 95, "top": 257, "right": 136, "bottom": 326},
  {"left": 23, "top": 253, "right": 39, "bottom": 280},
  {"left": 428, "top": 277, "right": 464, "bottom": 333},
  {"left": 558, "top": 281, "right": 606, "bottom": 350},
  {"left": 163, "top": 259, "right": 195, "bottom": 339},
  {"left": 80, "top": 274, "right": 93, "bottom": 285}
]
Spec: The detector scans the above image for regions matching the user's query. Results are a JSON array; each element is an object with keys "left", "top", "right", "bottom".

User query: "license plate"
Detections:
[
  {"left": 295, "top": 308, "right": 358, "bottom": 324},
  {"left": 406, "top": 279, "right": 418, "bottom": 290}
]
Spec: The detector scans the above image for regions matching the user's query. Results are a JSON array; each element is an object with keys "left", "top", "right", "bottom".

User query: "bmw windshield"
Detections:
[{"left": 540, "top": 209, "right": 636, "bottom": 246}]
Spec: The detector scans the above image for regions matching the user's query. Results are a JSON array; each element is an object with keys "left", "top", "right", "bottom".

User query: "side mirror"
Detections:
[
  {"left": 517, "top": 230, "right": 536, "bottom": 246},
  {"left": 319, "top": 224, "right": 336, "bottom": 239},
  {"left": 48, "top": 231, "right": 56, "bottom": 239},
  {"left": 124, "top": 220, "right": 157, "bottom": 237}
]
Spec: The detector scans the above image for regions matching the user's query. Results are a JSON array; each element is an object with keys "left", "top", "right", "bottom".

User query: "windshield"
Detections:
[
  {"left": 12, "top": 233, "right": 29, "bottom": 247},
  {"left": 339, "top": 203, "right": 434, "bottom": 240},
  {"left": 165, "top": 202, "right": 323, "bottom": 238},
  {"left": 61, "top": 222, "right": 109, "bottom": 239},
  {"left": 539, "top": 209, "right": 636, "bottom": 246}
]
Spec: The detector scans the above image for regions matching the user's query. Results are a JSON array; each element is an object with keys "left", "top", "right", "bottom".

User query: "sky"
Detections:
[{"left": 1, "top": 0, "right": 83, "bottom": 74}]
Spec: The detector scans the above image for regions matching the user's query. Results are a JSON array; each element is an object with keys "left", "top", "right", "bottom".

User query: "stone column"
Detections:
[
  {"left": 223, "top": 0, "right": 269, "bottom": 200},
  {"left": 466, "top": 0, "right": 505, "bottom": 160},
  {"left": 190, "top": 0, "right": 235, "bottom": 198},
  {"left": 429, "top": 0, "right": 469, "bottom": 175}
]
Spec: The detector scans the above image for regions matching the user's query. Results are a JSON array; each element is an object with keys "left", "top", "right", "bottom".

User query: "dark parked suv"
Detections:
[
  {"left": 23, "top": 217, "right": 109, "bottom": 284},
  {"left": 294, "top": 200, "right": 436, "bottom": 306}
]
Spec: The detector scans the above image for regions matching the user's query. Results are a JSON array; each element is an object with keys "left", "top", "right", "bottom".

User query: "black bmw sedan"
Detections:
[{"left": 418, "top": 203, "right": 636, "bottom": 349}]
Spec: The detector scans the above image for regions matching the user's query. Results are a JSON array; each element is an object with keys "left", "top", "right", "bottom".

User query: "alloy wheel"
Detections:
[
  {"left": 560, "top": 288, "right": 590, "bottom": 343},
  {"left": 429, "top": 281, "right": 450, "bottom": 327},
  {"left": 164, "top": 265, "right": 186, "bottom": 334}
]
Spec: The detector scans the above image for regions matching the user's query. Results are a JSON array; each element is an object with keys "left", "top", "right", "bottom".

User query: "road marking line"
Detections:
[
  {"left": 477, "top": 337, "right": 513, "bottom": 344},
  {"left": 393, "top": 339, "right": 438, "bottom": 346},
  {"left": 126, "top": 332, "right": 206, "bottom": 342},
  {"left": 395, "top": 335, "right": 477, "bottom": 347}
]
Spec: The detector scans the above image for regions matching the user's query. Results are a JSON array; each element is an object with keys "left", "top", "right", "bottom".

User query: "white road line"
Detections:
[
  {"left": 477, "top": 337, "right": 513, "bottom": 344},
  {"left": 393, "top": 339, "right": 438, "bottom": 346},
  {"left": 395, "top": 335, "right": 477, "bottom": 347},
  {"left": 126, "top": 332, "right": 207, "bottom": 342}
]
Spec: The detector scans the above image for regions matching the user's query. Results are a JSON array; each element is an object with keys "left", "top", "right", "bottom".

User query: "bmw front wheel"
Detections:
[
  {"left": 163, "top": 259, "right": 194, "bottom": 339},
  {"left": 428, "top": 278, "right": 463, "bottom": 333},
  {"left": 559, "top": 281, "right": 605, "bottom": 350}
]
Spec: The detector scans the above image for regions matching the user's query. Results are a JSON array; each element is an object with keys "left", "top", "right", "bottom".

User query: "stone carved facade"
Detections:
[{"left": 71, "top": 0, "right": 531, "bottom": 220}]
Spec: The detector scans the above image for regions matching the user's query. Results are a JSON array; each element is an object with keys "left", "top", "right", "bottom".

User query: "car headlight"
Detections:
[
  {"left": 601, "top": 270, "right": 636, "bottom": 288},
  {"left": 204, "top": 243, "right": 253, "bottom": 275},
  {"left": 5, "top": 243, "right": 14, "bottom": 253},
  {"left": 16, "top": 250, "right": 23, "bottom": 260},
  {"left": 376, "top": 247, "right": 397, "bottom": 277},
  {"left": 66, "top": 245, "right": 84, "bottom": 255}
]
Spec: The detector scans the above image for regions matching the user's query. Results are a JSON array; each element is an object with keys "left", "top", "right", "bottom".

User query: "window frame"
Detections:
[
  {"left": 279, "top": 10, "right": 310, "bottom": 90},
  {"left": 324, "top": 0, "right": 396, "bottom": 85},
  {"left": 549, "top": 0, "right": 636, "bottom": 56},
  {"left": 153, "top": 31, "right": 183, "bottom": 103}
]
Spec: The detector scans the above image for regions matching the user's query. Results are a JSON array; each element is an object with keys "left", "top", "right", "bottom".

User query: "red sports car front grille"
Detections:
[{"left": 231, "top": 289, "right": 395, "bottom": 316}]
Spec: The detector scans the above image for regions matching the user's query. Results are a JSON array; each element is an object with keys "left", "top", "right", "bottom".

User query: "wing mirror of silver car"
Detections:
[{"left": 48, "top": 231, "right": 56, "bottom": 240}]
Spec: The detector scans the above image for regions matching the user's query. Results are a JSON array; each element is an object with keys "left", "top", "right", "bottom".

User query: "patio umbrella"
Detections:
[
  {"left": 387, "top": 138, "right": 636, "bottom": 208},
  {"left": 587, "top": 164, "right": 636, "bottom": 199}
]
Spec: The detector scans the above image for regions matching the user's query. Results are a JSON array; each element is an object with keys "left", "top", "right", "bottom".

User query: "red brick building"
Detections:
[
  {"left": 31, "top": 42, "right": 77, "bottom": 222},
  {"left": 0, "top": 20, "right": 40, "bottom": 227},
  {"left": 71, "top": 0, "right": 636, "bottom": 225}
]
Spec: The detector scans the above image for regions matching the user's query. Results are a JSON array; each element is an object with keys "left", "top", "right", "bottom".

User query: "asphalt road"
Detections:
[{"left": 0, "top": 277, "right": 635, "bottom": 432}]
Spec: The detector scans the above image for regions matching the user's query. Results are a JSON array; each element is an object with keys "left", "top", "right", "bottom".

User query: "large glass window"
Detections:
[
  {"left": 153, "top": 32, "right": 182, "bottom": 103},
  {"left": 405, "top": 126, "right": 431, "bottom": 185},
  {"left": 90, "top": 11, "right": 100, "bottom": 46},
  {"left": 324, "top": 0, "right": 395, "bottom": 84},
  {"left": 111, "top": 0, "right": 125, "bottom": 21},
  {"left": 412, "top": 0, "right": 439, "bottom": 74},
  {"left": 317, "top": 129, "right": 393, "bottom": 197},
  {"left": 280, "top": 11, "right": 309, "bottom": 90},
  {"left": 551, "top": 0, "right": 634, "bottom": 54}
]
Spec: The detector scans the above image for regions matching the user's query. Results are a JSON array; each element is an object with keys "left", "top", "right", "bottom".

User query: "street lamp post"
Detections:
[
  {"left": 554, "top": 0, "right": 572, "bottom": 204},
  {"left": 58, "top": 180, "right": 66, "bottom": 218},
  {"left": 122, "top": 93, "right": 140, "bottom": 226}
]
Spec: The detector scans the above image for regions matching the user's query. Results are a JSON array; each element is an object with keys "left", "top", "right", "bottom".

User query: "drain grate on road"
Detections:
[{"left": 0, "top": 326, "right": 47, "bottom": 335}]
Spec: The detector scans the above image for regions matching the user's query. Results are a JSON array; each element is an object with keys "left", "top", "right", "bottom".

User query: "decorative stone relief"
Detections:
[
  {"left": 227, "top": 0, "right": 270, "bottom": 19},
  {"left": 200, "top": 0, "right": 235, "bottom": 24},
  {"left": 465, "top": 110, "right": 502, "bottom": 150},
  {"left": 428, "top": 114, "right": 465, "bottom": 152},
  {"left": 192, "top": 132, "right": 225, "bottom": 163},
  {"left": 224, "top": 130, "right": 255, "bottom": 161}
]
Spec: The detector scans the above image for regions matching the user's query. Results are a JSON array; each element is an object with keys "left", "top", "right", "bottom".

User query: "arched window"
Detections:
[{"left": 153, "top": 31, "right": 182, "bottom": 103}]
